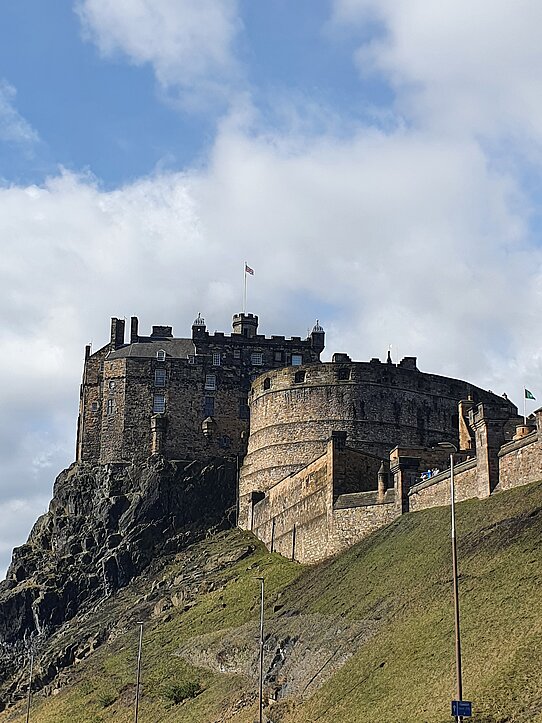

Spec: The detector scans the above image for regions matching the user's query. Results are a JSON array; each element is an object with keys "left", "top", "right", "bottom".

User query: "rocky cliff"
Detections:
[{"left": 0, "top": 456, "right": 236, "bottom": 709}]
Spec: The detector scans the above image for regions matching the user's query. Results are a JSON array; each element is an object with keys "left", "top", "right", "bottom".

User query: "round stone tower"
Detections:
[{"left": 238, "top": 358, "right": 517, "bottom": 528}]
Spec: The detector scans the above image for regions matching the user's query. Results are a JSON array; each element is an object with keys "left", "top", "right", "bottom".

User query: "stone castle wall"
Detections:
[
  {"left": 239, "top": 359, "right": 515, "bottom": 528},
  {"left": 407, "top": 408, "right": 539, "bottom": 513},
  {"left": 251, "top": 435, "right": 400, "bottom": 564},
  {"left": 497, "top": 425, "right": 541, "bottom": 492}
]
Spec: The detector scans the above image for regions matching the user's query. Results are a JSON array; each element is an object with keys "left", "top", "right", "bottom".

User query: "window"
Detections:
[
  {"left": 338, "top": 367, "right": 350, "bottom": 381},
  {"left": 251, "top": 352, "right": 263, "bottom": 366},
  {"left": 188, "top": 354, "right": 196, "bottom": 364},
  {"left": 91, "top": 401, "right": 99, "bottom": 412},
  {"left": 204, "top": 396, "right": 215, "bottom": 417},
  {"left": 205, "top": 374, "right": 216, "bottom": 390},
  {"left": 263, "top": 378, "right": 271, "bottom": 390},
  {"left": 154, "top": 369, "right": 166, "bottom": 387},
  {"left": 291, "top": 354, "right": 303, "bottom": 366},
  {"left": 239, "top": 398, "right": 250, "bottom": 419},
  {"left": 156, "top": 349, "right": 166, "bottom": 361},
  {"left": 294, "top": 370, "right": 305, "bottom": 384},
  {"left": 219, "top": 435, "right": 232, "bottom": 449},
  {"left": 108, "top": 380, "right": 116, "bottom": 390},
  {"left": 106, "top": 399, "right": 115, "bottom": 415},
  {"left": 274, "top": 350, "right": 282, "bottom": 362},
  {"left": 153, "top": 394, "right": 166, "bottom": 414},
  {"left": 212, "top": 352, "right": 221, "bottom": 366},
  {"left": 233, "top": 348, "right": 241, "bottom": 359}
]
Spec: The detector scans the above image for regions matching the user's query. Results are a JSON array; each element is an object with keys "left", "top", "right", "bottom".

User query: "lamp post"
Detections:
[
  {"left": 255, "top": 577, "right": 265, "bottom": 723},
  {"left": 134, "top": 622, "right": 144, "bottom": 723},
  {"left": 438, "top": 442, "right": 463, "bottom": 722}
]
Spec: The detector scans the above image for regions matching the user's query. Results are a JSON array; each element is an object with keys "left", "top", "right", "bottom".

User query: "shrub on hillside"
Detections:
[{"left": 162, "top": 680, "right": 202, "bottom": 705}]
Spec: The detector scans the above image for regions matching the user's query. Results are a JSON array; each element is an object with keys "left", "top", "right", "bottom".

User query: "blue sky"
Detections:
[
  {"left": 2, "top": 0, "right": 542, "bottom": 575},
  {"left": 0, "top": 0, "right": 381, "bottom": 187}
]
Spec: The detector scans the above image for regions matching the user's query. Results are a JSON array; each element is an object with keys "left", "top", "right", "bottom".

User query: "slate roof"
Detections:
[{"left": 107, "top": 338, "right": 195, "bottom": 360}]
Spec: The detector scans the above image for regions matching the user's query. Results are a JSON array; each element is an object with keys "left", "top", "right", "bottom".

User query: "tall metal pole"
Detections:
[
  {"left": 256, "top": 577, "right": 265, "bottom": 723},
  {"left": 450, "top": 453, "right": 463, "bottom": 723},
  {"left": 236, "top": 454, "right": 240, "bottom": 527},
  {"left": 25, "top": 651, "right": 34, "bottom": 723},
  {"left": 134, "top": 622, "right": 144, "bottom": 723}
]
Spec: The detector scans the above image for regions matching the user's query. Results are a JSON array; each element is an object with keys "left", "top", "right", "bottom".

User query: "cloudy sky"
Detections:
[{"left": 2, "top": 0, "right": 542, "bottom": 575}]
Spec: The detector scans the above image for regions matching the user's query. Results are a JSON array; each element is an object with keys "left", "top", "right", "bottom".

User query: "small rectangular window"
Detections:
[
  {"left": 233, "top": 348, "right": 241, "bottom": 359},
  {"left": 156, "top": 349, "right": 166, "bottom": 361},
  {"left": 294, "top": 370, "right": 306, "bottom": 384},
  {"left": 212, "top": 352, "right": 221, "bottom": 366},
  {"left": 153, "top": 394, "right": 166, "bottom": 413},
  {"left": 291, "top": 354, "right": 303, "bottom": 366},
  {"left": 251, "top": 352, "right": 263, "bottom": 366},
  {"left": 338, "top": 368, "right": 350, "bottom": 381},
  {"left": 188, "top": 354, "right": 196, "bottom": 364},
  {"left": 106, "top": 398, "right": 115, "bottom": 415},
  {"left": 204, "top": 396, "right": 215, "bottom": 416},
  {"left": 274, "top": 350, "right": 282, "bottom": 362},
  {"left": 154, "top": 369, "right": 166, "bottom": 387},
  {"left": 91, "top": 401, "right": 99, "bottom": 412},
  {"left": 205, "top": 374, "right": 216, "bottom": 390}
]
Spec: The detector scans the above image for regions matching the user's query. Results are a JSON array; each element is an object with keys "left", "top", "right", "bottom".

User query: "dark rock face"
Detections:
[{"left": 0, "top": 456, "right": 236, "bottom": 708}]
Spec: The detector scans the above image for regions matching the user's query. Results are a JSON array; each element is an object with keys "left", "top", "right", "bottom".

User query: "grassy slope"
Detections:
[{"left": 3, "top": 480, "right": 542, "bottom": 723}]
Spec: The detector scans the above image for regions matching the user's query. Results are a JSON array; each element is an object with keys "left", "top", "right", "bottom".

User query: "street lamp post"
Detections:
[
  {"left": 439, "top": 442, "right": 464, "bottom": 723},
  {"left": 134, "top": 622, "right": 144, "bottom": 723},
  {"left": 255, "top": 577, "right": 265, "bottom": 723}
]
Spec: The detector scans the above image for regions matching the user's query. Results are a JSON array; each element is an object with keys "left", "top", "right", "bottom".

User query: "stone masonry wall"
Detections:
[
  {"left": 408, "top": 459, "right": 479, "bottom": 512},
  {"left": 330, "top": 497, "right": 399, "bottom": 556},
  {"left": 252, "top": 452, "right": 332, "bottom": 564},
  {"left": 497, "top": 430, "right": 541, "bottom": 492},
  {"left": 76, "top": 345, "right": 109, "bottom": 462},
  {"left": 252, "top": 439, "right": 399, "bottom": 564},
  {"left": 239, "top": 360, "right": 515, "bottom": 529},
  {"left": 99, "top": 358, "right": 127, "bottom": 463}
]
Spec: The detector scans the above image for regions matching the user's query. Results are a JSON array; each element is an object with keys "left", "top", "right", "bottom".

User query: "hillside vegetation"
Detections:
[{"left": 2, "top": 479, "right": 542, "bottom": 723}]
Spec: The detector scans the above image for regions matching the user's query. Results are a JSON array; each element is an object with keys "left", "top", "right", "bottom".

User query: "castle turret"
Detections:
[
  {"left": 232, "top": 313, "right": 258, "bottom": 338},
  {"left": 378, "top": 460, "right": 390, "bottom": 501},
  {"left": 310, "top": 320, "right": 325, "bottom": 356},
  {"left": 192, "top": 313, "right": 207, "bottom": 340}
]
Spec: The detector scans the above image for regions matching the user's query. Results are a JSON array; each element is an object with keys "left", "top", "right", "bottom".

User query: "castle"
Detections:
[
  {"left": 77, "top": 311, "right": 542, "bottom": 565},
  {"left": 76, "top": 312, "right": 324, "bottom": 464}
]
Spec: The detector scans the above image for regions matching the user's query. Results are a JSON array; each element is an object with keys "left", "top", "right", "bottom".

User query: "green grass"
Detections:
[{"left": 2, "top": 481, "right": 542, "bottom": 722}]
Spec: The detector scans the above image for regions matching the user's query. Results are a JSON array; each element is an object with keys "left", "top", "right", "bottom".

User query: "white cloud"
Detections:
[
  {"left": 0, "top": 79, "right": 39, "bottom": 145},
  {"left": 332, "top": 0, "right": 542, "bottom": 147},
  {"left": 76, "top": 0, "right": 242, "bottom": 107}
]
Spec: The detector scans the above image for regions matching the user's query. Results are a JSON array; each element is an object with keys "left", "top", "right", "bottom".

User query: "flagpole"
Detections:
[
  {"left": 243, "top": 262, "right": 247, "bottom": 314},
  {"left": 524, "top": 388, "right": 527, "bottom": 426}
]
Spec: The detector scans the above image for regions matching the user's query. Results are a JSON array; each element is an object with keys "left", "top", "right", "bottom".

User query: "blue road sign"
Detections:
[{"left": 452, "top": 700, "right": 472, "bottom": 717}]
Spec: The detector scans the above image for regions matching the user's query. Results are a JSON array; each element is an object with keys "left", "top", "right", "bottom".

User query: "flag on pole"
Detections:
[
  {"left": 245, "top": 263, "right": 254, "bottom": 276},
  {"left": 525, "top": 388, "right": 536, "bottom": 400}
]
